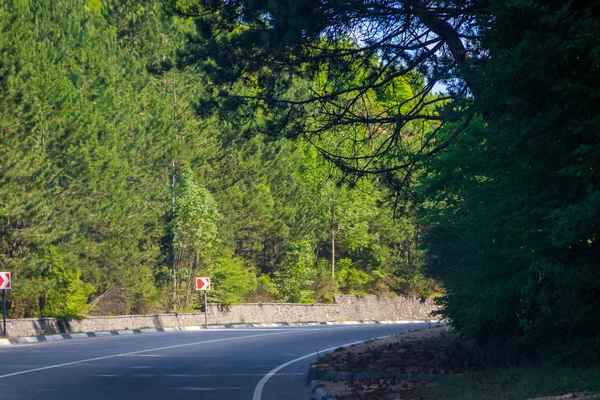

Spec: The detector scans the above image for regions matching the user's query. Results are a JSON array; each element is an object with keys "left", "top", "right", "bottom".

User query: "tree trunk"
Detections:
[
  {"left": 172, "top": 268, "right": 177, "bottom": 310},
  {"left": 331, "top": 232, "right": 336, "bottom": 278},
  {"left": 330, "top": 205, "right": 337, "bottom": 279}
]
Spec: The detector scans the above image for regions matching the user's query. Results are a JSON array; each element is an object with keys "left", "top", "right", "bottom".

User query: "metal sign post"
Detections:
[
  {"left": 0, "top": 272, "right": 11, "bottom": 338},
  {"left": 203, "top": 290, "right": 208, "bottom": 326},
  {"left": 195, "top": 277, "right": 211, "bottom": 326},
  {"left": 2, "top": 291, "right": 6, "bottom": 338}
]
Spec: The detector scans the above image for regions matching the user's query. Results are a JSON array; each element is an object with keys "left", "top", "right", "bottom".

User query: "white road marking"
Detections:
[
  {"left": 252, "top": 334, "right": 396, "bottom": 400},
  {"left": 0, "top": 331, "right": 297, "bottom": 379},
  {"left": 0, "top": 328, "right": 306, "bottom": 348}
]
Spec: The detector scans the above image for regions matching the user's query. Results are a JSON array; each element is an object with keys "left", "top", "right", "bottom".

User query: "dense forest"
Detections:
[
  {"left": 1, "top": 0, "right": 598, "bottom": 365},
  {"left": 0, "top": 0, "right": 435, "bottom": 318}
]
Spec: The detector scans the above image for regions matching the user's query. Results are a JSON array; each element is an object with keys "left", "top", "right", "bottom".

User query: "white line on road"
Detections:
[
  {"left": 0, "top": 331, "right": 297, "bottom": 380},
  {"left": 252, "top": 334, "right": 396, "bottom": 400}
]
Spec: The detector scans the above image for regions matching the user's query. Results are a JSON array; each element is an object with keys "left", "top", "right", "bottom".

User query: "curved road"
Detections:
[{"left": 0, "top": 323, "right": 437, "bottom": 400}]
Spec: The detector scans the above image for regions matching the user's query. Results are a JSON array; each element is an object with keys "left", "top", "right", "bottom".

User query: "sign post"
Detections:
[
  {"left": 203, "top": 290, "right": 208, "bottom": 326},
  {"left": 2, "top": 291, "right": 6, "bottom": 338},
  {"left": 0, "top": 272, "right": 12, "bottom": 337},
  {"left": 195, "top": 277, "right": 211, "bottom": 326}
]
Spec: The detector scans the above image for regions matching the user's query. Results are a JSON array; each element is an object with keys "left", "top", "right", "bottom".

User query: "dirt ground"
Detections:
[
  {"left": 315, "top": 327, "right": 600, "bottom": 400},
  {"left": 313, "top": 327, "right": 598, "bottom": 400},
  {"left": 315, "top": 325, "right": 476, "bottom": 400}
]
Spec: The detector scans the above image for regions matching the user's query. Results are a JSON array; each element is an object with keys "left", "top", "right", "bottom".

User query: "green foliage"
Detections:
[
  {"left": 173, "top": 0, "right": 600, "bottom": 367},
  {"left": 420, "top": 0, "right": 600, "bottom": 363},
  {"left": 205, "top": 257, "right": 257, "bottom": 305},
  {"left": 173, "top": 163, "right": 220, "bottom": 263},
  {"left": 251, "top": 274, "right": 279, "bottom": 302},
  {"left": 10, "top": 246, "right": 95, "bottom": 318},
  {"left": 335, "top": 258, "right": 371, "bottom": 295},
  {"left": 170, "top": 164, "right": 221, "bottom": 311},
  {"left": 0, "top": 0, "right": 437, "bottom": 318},
  {"left": 420, "top": 364, "right": 600, "bottom": 400},
  {"left": 273, "top": 239, "right": 319, "bottom": 303},
  {"left": 0, "top": 0, "right": 201, "bottom": 315}
]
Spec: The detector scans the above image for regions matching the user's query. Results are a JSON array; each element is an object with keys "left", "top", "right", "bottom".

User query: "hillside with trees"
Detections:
[
  {"left": 0, "top": 0, "right": 434, "bottom": 319},
  {"left": 1, "top": 0, "right": 598, "bottom": 366}
]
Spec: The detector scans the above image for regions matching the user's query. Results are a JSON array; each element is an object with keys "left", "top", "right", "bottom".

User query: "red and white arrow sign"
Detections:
[
  {"left": 195, "top": 277, "right": 211, "bottom": 291},
  {"left": 0, "top": 272, "right": 11, "bottom": 290}
]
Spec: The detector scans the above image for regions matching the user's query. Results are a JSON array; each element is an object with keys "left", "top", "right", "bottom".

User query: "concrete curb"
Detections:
[
  {"left": 0, "top": 320, "right": 440, "bottom": 346},
  {"left": 309, "top": 380, "right": 336, "bottom": 400}
]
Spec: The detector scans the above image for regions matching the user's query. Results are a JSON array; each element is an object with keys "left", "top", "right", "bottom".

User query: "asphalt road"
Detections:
[{"left": 0, "top": 323, "right": 437, "bottom": 400}]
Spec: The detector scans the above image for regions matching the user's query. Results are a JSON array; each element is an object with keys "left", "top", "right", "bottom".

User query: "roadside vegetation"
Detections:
[
  {"left": 1, "top": 0, "right": 598, "bottom": 380},
  {"left": 314, "top": 327, "right": 600, "bottom": 400},
  {"left": 173, "top": 0, "right": 599, "bottom": 367},
  {"left": 422, "top": 364, "right": 600, "bottom": 400},
  {"left": 0, "top": 0, "right": 436, "bottom": 319}
]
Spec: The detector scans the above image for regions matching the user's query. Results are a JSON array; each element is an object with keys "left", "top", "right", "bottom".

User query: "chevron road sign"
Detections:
[
  {"left": 195, "top": 277, "right": 211, "bottom": 291},
  {"left": 195, "top": 277, "right": 211, "bottom": 325},
  {"left": 0, "top": 272, "right": 11, "bottom": 290}
]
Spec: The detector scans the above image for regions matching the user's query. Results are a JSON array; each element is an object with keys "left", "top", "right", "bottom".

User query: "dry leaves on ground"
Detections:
[{"left": 316, "top": 326, "right": 476, "bottom": 400}]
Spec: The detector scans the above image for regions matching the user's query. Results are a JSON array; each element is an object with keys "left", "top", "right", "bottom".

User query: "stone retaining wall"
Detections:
[{"left": 0, "top": 295, "right": 437, "bottom": 338}]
